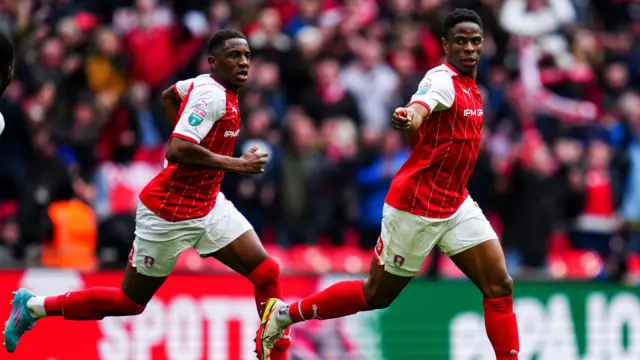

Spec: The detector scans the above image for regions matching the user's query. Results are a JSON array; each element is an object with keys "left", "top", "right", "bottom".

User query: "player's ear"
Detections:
[
  {"left": 208, "top": 55, "right": 216, "bottom": 70},
  {"left": 441, "top": 37, "right": 449, "bottom": 55}
]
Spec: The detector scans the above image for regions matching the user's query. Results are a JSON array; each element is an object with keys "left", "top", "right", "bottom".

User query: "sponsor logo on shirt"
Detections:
[
  {"left": 224, "top": 129, "right": 240, "bottom": 138},
  {"left": 463, "top": 109, "right": 483, "bottom": 117}
]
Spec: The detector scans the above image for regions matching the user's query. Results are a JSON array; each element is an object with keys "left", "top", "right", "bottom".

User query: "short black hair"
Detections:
[
  {"left": 443, "top": 8, "right": 483, "bottom": 37},
  {"left": 207, "top": 29, "right": 247, "bottom": 54},
  {"left": 0, "top": 32, "right": 14, "bottom": 68}
]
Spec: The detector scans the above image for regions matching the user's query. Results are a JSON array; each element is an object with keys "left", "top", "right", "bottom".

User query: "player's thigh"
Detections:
[
  {"left": 125, "top": 204, "right": 206, "bottom": 303},
  {"left": 121, "top": 262, "right": 167, "bottom": 306},
  {"left": 375, "top": 204, "right": 446, "bottom": 277},
  {"left": 439, "top": 198, "right": 511, "bottom": 296},
  {"left": 209, "top": 229, "right": 269, "bottom": 277},
  {"left": 449, "top": 240, "right": 512, "bottom": 297},
  {"left": 438, "top": 197, "right": 498, "bottom": 258},
  {"left": 195, "top": 194, "right": 267, "bottom": 276}
]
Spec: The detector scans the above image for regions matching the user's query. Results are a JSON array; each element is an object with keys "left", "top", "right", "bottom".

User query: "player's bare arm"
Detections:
[
  {"left": 167, "top": 138, "right": 267, "bottom": 174},
  {"left": 161, "top": 85, "right": 182, "bottom": 127}
]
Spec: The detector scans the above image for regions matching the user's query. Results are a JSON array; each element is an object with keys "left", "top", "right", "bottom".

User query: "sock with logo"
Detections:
[
  {"left": 483, "top": 295, "right": 520, "bottom": 359},
  {"left": 27, "top": 287, "right": 145, "bottom": 320},
  {"left": 276, "top": 280, "right": 372, "bottom": 327}
]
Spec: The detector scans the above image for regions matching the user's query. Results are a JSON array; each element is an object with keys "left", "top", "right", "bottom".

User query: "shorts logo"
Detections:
[
  {"left": 144, "top": 256, "right": 155, "bottom": 268},
  {"left": 393, "top": 255, "right": 405, "bottom": 268}
]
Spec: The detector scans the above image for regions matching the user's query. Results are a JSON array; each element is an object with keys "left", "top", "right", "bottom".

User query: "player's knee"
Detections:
[
  {"left": 118, "top": 289, "right": 146, "bottom": 315},
  {"left": 482, "top": 275, "right": 513, "bottom": 298},
  {"left": 363, "top": 290, "right": 395, "bottom": 309},
  {"left": 248, "top": 257, "right": 281, "bottom": 286},
  {"left": 363, "top": 280, "right": 396, "bottom": 309}
]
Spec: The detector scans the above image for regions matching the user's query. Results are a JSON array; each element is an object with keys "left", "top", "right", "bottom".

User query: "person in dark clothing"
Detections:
[{"left": 0, "top": 32, "right": 14, "bottom": 97}]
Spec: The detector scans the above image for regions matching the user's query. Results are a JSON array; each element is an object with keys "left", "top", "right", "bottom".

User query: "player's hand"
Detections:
[
  {"left": 237, "top": 145, "right": 269, "bottom": 174},
  {"left": 391, "top": 107, "right": 415, "bottom": 131}
]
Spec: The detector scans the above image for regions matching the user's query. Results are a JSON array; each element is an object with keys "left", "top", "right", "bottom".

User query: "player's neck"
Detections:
[
  {"left": 444, "top": 62, "right": 477, "bottom": 81},
  {"left": 210, "top": 73, "right": 239, "bottom": 93}
]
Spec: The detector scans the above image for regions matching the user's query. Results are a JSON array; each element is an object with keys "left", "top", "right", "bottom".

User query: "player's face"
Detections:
[
  {"left": 442, "top": 22, "right": 483, "bottom": 76},
  {"left": 209, "top": 38, "right": 251, "bottom": 90}
]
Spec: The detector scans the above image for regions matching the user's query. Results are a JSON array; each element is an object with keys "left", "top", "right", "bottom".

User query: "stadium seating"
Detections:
[{"left": 547, "top": 250, "right": 604, "bottom": 279}]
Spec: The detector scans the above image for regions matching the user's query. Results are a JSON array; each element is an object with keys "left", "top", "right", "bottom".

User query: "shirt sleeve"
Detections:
[
  {"left": 172, "top": 85, "right": 226, "bottom": 144},
  {"left": 173, "top": 78, "right": 193, "bottom": 99},
  {"left": 408, "top": 72, "right": 455, "bottom": 114}
]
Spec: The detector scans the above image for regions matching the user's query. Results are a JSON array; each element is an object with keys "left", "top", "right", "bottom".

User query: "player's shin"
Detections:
[
  {"left": 483, "top": 295, "right": 520, "bottom": 359},
  {"left": 275, "top": 280, "right": 372, "bottom": 327},
  {"left": 247, "top": 257, "right": 282, "bottom": 316},
  {"left": 248, "top": 257, "right": 291, "bottom": 356},
  {"left": 27, "top": 287, "right": 145, "bottom": 320}
]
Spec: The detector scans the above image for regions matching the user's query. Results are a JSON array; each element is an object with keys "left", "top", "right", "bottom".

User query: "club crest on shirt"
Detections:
[{"left": 188, "top": 107, "right": 206, "bottom": 126}]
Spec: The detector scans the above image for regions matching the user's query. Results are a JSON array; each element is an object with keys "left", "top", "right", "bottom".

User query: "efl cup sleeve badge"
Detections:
[
  {"left": 414, "top": 77, "right": 431, "bottom": 96},
  {"left": 393, "top": 255, "right": 405, "bottom": 268},
  {"left": 188, "top": 106, "right": 206, "bottom": 126}
]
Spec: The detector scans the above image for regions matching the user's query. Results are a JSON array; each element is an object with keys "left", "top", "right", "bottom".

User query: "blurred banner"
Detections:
[
  {"left": 0, "top": 270, "right": 639, "bottom": 360},
  {"left": 381, "top": 282, "right": 640, "bottom": 360},
  {"left": 0, "top": 270, "right": 381, "bottom": 360}
]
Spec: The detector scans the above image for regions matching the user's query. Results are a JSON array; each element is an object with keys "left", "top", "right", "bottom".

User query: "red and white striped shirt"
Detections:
[
  {"left": 385, "top": 63, "right": 484, "bottom": 219},
  {"left": 139, "top": 74, "right": 241, "bottom": 222}
]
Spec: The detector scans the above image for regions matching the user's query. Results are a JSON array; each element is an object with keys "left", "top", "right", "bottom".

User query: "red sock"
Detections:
[
  {"left": 247, "top": 257, "right": 290, "bottom": 357},
  {"left": 483, "top": 295, "right": 520, "bottom": 359},
  {"left": 44, "top": 287, "right": 146, "bottom": 320},
  {"left": 288, "top": 280, "right": 372, "bottom": 324},
  {"left": 247, "top": 257, "right": 282, "bottom": 317},
  {"left": 269, "top": 332, "right": 290, "bottom": 360}
]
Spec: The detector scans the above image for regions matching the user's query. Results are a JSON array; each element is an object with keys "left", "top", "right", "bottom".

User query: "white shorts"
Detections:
[
  {"left": 129, "top": 192, "right": 253, "bottom": 277},
  {"left": 375, "top": 196, "right": 498, "bottom": 277}
]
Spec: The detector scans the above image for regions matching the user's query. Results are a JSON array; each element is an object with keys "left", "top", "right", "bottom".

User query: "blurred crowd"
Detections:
[{"left": 0, "top": 0, "right": 639, "bottom": 279}]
